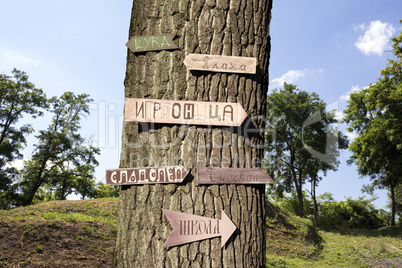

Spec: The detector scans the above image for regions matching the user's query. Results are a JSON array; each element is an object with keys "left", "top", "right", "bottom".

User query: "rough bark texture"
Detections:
[{"left": 114, "top": 0, "right": 272, "bottom": 267}]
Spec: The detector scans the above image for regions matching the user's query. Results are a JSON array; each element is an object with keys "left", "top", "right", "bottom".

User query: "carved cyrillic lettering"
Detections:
[
  {"left": 136, "top": 102, "right": 144, "bottom": 117},
  {"left": 202, "top": 56, "right": 212, "bottom": 68},
  {"left": 143, "top": 38, "right": 151, "bottom": 49},
  {"left": 209, "top": 105, "right": 220, "bottom": 120},
  {"left": 223, "top": 105, "right": 234, "bottom": 121},
  {"left": 213, "top": 220, "right": 220, "bottom": 234},
  {"left": 149, "top": 168, "right": 157, "bottom": 182},
  {"left": 172, "top": 103, "right": 181, "bottom": 119},
  {"left": 111, "top": 171, "right": 117, "bottom": 184},
  {"left": 153, "top": 102, "right": 161, "bottom": 119},
  {"left": 160, "top": 36, "right": 170, "bottom": 47},
  {"left": 120, "top": 170, "right": 127, "bottom": 184},
  {"left": 184, "top": 104, "right": 194, "bottom": 119}
]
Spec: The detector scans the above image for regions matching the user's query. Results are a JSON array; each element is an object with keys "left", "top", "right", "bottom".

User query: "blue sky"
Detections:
[{"left": 0, "top": 1, "right": 400, "bottom": 209}]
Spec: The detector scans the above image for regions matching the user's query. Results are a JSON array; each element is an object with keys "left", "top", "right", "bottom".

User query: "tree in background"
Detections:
[
  {"left": 390, "top": 184, "right": 402, "bottom": 224},
  {"left": 344, "top": 22, "right": 402, "bottom": 226},
  {"left": 94, "top": 182, "right": 119, "bottom": 199},
  {"left": 18, "top": 92, "right": 100, "bottom": 206},
  {"left": 269, "top": 191, "right": 388, "bottom": 230},
  {"left": 265, "top": 83, "right": 348, "bottom": 219},
  {"left": 0, "top": 69, "right": 47, "bottom": 208},
  {"left": 317, "top": 193, "right": 388, "bottom": 230}
]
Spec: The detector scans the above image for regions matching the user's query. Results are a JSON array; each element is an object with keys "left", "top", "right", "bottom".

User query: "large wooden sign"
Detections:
[
  {"left": 183, "top": 54, "right": 257, "bottom": 74},
  {"left": 197, "top": 167, "right": 274, "bottom": 185},
  {"left": 162, "top": 209, "right": 237, "bottom": 248},
  {"left": 126, "top": 33, "right": 178, "bottom": 53},
  {"left": 105, "top": 166, "right": 188, "bottom": 185},
  {"left": 125, "top": 98, "right": 248, "bottom": 126}
]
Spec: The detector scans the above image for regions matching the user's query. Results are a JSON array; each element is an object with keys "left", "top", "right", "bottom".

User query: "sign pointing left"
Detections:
[
  {"left": 162, "top": 209, "right": 237, "bottom": 248},
  {"left": 126, "top": 33, "right": 178, "bottom": 53},
  {"left": 106, "top": 166, "right": 188, "bottom": 185}
]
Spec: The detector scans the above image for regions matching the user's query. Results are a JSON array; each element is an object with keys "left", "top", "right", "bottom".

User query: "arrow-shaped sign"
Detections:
[
  {"left": 105, "top": 166, "right": 188, "bottom": 185},
  {"left": 197, "top": 167, "right": 274, "bottom": 185},
  {"left": 184, "top": 54, "right": 257, "bottom": 74},
  {"left": 125, "top": 98, "right": 248, "bottom": 127},
  {"left": 162, "top": 209, "right": 237, "bottom": 248},
  {"left": 126, "top": 33, "right": 178, "bottom": 53}
]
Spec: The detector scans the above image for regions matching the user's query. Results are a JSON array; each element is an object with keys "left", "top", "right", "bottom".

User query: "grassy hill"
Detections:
[
  {"left": 0, "top": 199, "right": 118, "bottom": 267},
  {"left": 0, "top": 199, "right": 401, "bottom": 267},
  {"left": 265, "top": 201, "right": 402, "bottom": 267}
]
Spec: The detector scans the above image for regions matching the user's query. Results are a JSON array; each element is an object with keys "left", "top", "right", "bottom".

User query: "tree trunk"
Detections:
[
  {"left": 294, "top": 173, "right": 304, "bottom": 218},
  {"left": 311, "top": 178, "right": 318, "bottom": 228},
  {"left": 390, "top": 184, "right": 396, "bottom": 227},
  {"left": 114, "top": 0, "right": 272, "bottom": 267}
]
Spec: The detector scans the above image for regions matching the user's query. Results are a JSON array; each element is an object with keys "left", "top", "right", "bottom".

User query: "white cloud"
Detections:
[
  {"left": 340, "top": 85, "right": 362, "bottom": 101},
  {"left": 271, "top": 69, "right": 323, "bottom": 87},
  {"left": 355, "top": 21, "right": 395, "bottom": 56}
]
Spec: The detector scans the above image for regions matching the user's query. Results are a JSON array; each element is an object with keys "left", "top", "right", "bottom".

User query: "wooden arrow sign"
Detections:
[
  {"left": 162, "top": 209, "right": 237, "bottom": 248},
  {"left": 126, "top": 33, "right": 178, "bottom": 53},
  {"left": 197, "top": 167, "right": 274, "bottom": 185},
  {"left": 183, "top": 54, "right": 257, "bottom": 74},
  {"left": 105, "top": 166, "right": 188, "bottom": 185},
  {"left": 125, "top": 98, "right": 248, "bottom": 126}
]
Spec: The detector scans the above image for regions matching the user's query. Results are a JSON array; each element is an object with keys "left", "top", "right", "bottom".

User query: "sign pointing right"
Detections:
[
  {"left": 197, "top": 167, "right": 275, "bottom": 185},
  {"left": 162, "top": 209, "right": 237, "bottom": 248}
]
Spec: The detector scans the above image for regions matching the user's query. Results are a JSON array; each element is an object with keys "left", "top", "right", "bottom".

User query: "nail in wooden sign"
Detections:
[
  {"left": 125, "top": 98, "right": 248, "bottom": 126},
  {"left": 197, "top": 167, "right": 274, "bottom": 185},
  {"left": 162, "top": 209, "right": 237, "bottom": 248},
  {"left": 105, "top": 166, "right": 188, "bottom": 185},
  {"left": 183, "top": 54, "right": 257, "bottom": 74},
  {"left": 126, "top": 33, "right": 178, "bottom": 53}
]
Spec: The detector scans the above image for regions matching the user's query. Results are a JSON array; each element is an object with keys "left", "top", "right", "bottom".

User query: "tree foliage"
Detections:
[
  {"left": 0, "top": 69, "right": 47, "bottom": 208},
  {"left": 344, "top": 21, "right": 402, "bottom": 226},
  {"left": 265, "top": 83, "right": 348, "bottom": 218},
  {"left": 17, "top": 92, "right": 100, "bottom": 206},
  {"left": 269, "top": 191, "right": 389, "bottom": 230},
  {"left": 317, "top": 194, "right": 388, "bottom": 230}
]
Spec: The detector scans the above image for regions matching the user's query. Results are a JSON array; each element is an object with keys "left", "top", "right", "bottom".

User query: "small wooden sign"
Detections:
[
  {"left": 197, "top": 167, "right": 274, "bottom": 185},
  {"left": 105, "top": 166, "right": 188, "bottom": 185},
  {"left": 183, "top": 54, "right": 257, "bottom": 74},
  {"left": 162, "top": 209, "right": 237, "bottom": 248},
  {"left": 125, "top": 98, "right": 248, "bottom": 126},
  {"left": 126, "top": 33, "right": 178, "bottom": 53}
]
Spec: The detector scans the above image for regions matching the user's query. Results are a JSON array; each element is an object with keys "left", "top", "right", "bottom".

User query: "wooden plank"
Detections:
[
  {"left": 105, "top": 166, "right": 188, "bottom": 185},
  {"left": 126, "top": 33, "right": 178, "bottom": 53},
  {"left": 197, "top": 167, "right": 274, "bottom": 184},
  {"left": 162, "top": 209, "right": 237, "bottom": 248},
  {"left": 183, "top": 54, "right": 257, "bottom": 74},
  {"left": 124, "top": 98, "right": 248, "bottom": 127}
]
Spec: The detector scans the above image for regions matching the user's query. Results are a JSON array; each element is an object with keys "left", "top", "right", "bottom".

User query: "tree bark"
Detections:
[
  {"left": 390, "top": 184, "right": 396, "bottom": 227},
  {"left": 311, "top": 178, "right": 319, "bottom": 228},
  {"left": 114, "top": 0, "right": 272, "bottom": 267}
]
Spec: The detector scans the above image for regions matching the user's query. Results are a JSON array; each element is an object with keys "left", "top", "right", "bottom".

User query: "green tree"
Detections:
[
  {"left": 0, "top": 69, "right": 47, "bottom": 207},
  {"left": 94, "top": 182, "right": 119, "bottom": 199},
  {"left": 344, "top": 22, "right": 402, "bottom": 226},
  {"left": 18, "top": 92, "right": 100, "bottom": 206},
  {"left": 265, "top": 83, "right": 348, "bottom": 218},
  {"left": 317, "top": 193, "right": 388, "bottom": 230},
  {"left": 391, "top": 183, "right": 402, "bottom": 224}
]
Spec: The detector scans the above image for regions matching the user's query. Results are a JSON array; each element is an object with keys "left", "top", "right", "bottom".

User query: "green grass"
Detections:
[
  {"left": 266, "top": 204, "right": 402, "bottom": 267},
  {"left": 0, "top": 198, "right": 118, "bottom": 267},
  {"left": 1, "top": 198, "right": 400, "bottom": 267}
]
